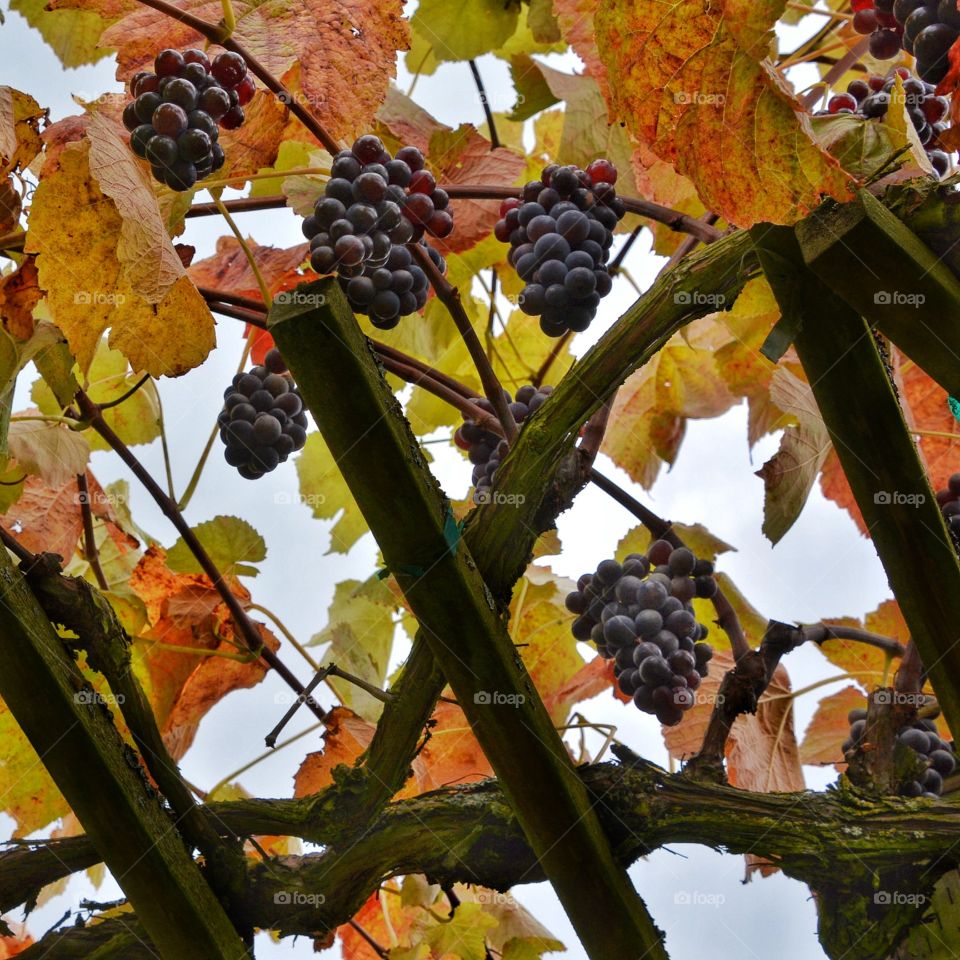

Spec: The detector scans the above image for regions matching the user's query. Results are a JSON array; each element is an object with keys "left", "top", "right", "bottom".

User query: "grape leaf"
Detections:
[
  {"left": 26, "top": 140, "right": 215, "bottom": 377},
  {"left": 86, "top": 110, "right": 194, "bottom": 304},
  {"left": 310, "top": 578, "right": 397, "bottom": 722},
  {"left": 33, "top": 337, "right": 160, "bottom": 451},
  {"left": 602, "top": 331, "right": 737, "bottom": 488},
  {"left": 427, "top": 125, "right": 526, "bottom": 255},
  {"left": 592, "top": 0, "right": 854, "bottom": 226},
  {"left": 0, "top": 87, "right": 46, "bottom": 176},
  {"left": 410, "top": 0, "right": 518, "bottom": 65},
  {"left": 293, "top": 706, "right": 375, "bottom": 797},
  {"left": 166, "top": 515, "right": 266, "bottom": 578},
  {"left": 9, "top": 0, "right": 113, "bottom": 68},
  {"left": 755, "top": 368, "right": 831, "bottom": 544},
  {"left": 92, "top": 0, "right": 409, "bottom": 144},
  {"left": 7, "top": 414, "right": 90, "bottom": 486},
  {"left": 295, "top": 431, "right": 369, "bottom": 554},
  {"left": 799, "top": 685, "right": 865, "bottom": 766},
  {"left": 0, "top": 259, "right": 42, "bottom": 340},
  {"left": 0, "top": 696, "right": 69, "bottom": 836},
  {"left": 187, "top": 236, "right": 308, "bottom": 302}
]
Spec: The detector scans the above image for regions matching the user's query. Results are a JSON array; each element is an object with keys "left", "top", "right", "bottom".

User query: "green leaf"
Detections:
[
  {"left": 411, "top": 0, "right": 520, "bottom": 64},
  {"left": 166, "top": 516, "right": 266, "bottom": 578},
  {"left": 8, "top": 0, "right": 113, "bottom": 68},
  {"left": 295, "top": 431, "right": 369, "bottom": 554},
  {"left": 509, "top": 54, "right": 560, "bottom": 121},
  {"left": 7, "top": 417, "right": 89, "bottom": 486},
  {"left": 422, "top": 902, "right": 498, "bottom": 960},
  {"left": 34, "top": 338, "right": 160, "bottom": 451},
  {"left": 310, "top": 577, "right": 397, "bottom": 722}
]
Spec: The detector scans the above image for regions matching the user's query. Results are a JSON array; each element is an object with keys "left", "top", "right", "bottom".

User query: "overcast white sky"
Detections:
[{"left": 0, "top": 5, "right": 898, "bottom": 958}]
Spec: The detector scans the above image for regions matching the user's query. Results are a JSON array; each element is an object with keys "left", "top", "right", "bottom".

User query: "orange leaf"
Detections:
[
  {"left": 799, "top": 685, "right": 865, "bottom": 766},
  {"left": 592, "top": 0, "right": 853, "bottom": 226},
  {"left": 0, "top": 257, "right": 40, "bottom": 340},
  {"left": 93, "top": 5, "right": 409, "bottom": 144},
  {"left": 293, "top": 706, "right": 375, "bottom": 797},
  {"left": 187, "top": 237, "right": 307, "bottom": 303}
]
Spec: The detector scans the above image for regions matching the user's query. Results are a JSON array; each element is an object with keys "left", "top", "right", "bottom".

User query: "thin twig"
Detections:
[
  {"left": 469, "top": 60, "right": 500, "bottom": 149},
  {"left": 73, "top": 390, "right": 328, "bottom": 722},
  {"left": 186, "top": 195, "right": 289, "bottom": 218},
  {"left": 0, "top": 526, "right": 33, "bottom": 564},
  {"left": 802, "top": 622, "right": 906, "bottom": 658},
  {"left": 265, "top": 664, "right": 332, "bottom": 748},
  {"left": 327, "top": 664, "right": 396, "bottom": 704},
  {"left": 408, "top": 243, "right": 518, "bottom": 441},
  {"left": 607, "top": 225, "right": 644, "bottom": 275},
  {"left": 97, "top": 374, "right": 151, "bottom": 411},
  {"left": 197, "top": 287, "right": 266, "bottom": 312},
  {"left": 76, "top": 474, "right": 109, "bottom": 591},
  {"left": 207, "top": 300, "right": 268, "bottom": 329},
  {"left": 348, "top": 920, "right": 389, "bottom": 959}
]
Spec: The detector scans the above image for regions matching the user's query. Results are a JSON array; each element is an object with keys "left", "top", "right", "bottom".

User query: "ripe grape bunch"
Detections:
[
  {"left": 845, "top": 705, "right": 955, "bottom": 797},
  {"left": 454, "top": 384, "right": 553, "bottom": 503},
  {"left": 566, "top": 541, "right": 717, "bottom": 726},
  {"left": 820, "top": 68, "right": 953, "bottom": 176},
  {"left": 301, "top": 134, "right": 453, "bottom": 328},
  {"left": 123, "top": 48, "right": 253, "bottom": 191},
  {"left": 852, "top": 0, "right": 960, "bottom": 83},
  {"left": 217, "top": 349, "right": 308, "bottom": 480},
  {"left": 494, "top": 160, "right": 625, "bottom": 338},
  {"left": 936, "top": 472, "right": 960, "bottom": 548}
]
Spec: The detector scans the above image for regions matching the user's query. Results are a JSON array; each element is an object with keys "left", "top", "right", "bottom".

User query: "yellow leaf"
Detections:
[
  {"left": 26, "top": 141, "right": 215, "bottom": 377},
  {"left": 593, "top": 0, "right": 854, "bottom": 226}
]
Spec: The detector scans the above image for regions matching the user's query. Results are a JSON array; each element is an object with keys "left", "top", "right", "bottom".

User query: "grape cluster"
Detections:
[
  {"left": 852, "top": 0, "right": 960, "bottom": 82},
  {"left": 851, "top": 0, "right": 905, "bottom": 60},
  {"left": 341, "top": 241, "right": 443, "bottom": 330},
  {"left": 302, "top": 134, "right": 452, "bottom": 311},
  {"left": 217, "top": 349, "right": 308, "bottom": 480},
  {"left": 936, "top": 472, "right": 960, "bottom": 545},
  {"left": 122, "top": 48, "right": 252, "bottom": 191},
  {"left": 566, "top": 541, "right": 717, "bottom": 726},
  {"left": 845, "top": 705, "right": 955, "bottom": 797},
  {"left": 494, "top": 160, "right": 625, "bottom": 338},
  {"left": 453, "top": 384, "right": 553, "bottom": 503},
  {"left": 820, "top": 68, "right": 953, "bottom": 176}
]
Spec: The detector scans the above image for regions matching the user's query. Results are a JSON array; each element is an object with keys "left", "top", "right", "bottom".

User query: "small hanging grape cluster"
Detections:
[
  {"left": 850, "top": 0, "right": 960, "bottom": 82},
  {"left": 453, "top": 384, "right": 553, "bottom": 503},
  {"left": 818, "top": 68, "right": 953, "bottom": 176},
  {"left": 494, "top": 160, "right": 625, "bottom": 338},
  {"left": 123, "top": 48, "right": 252, "bottom": 191},
  {"left": 936, "top": 472, "right": 960, "bottom": 548},
  {"left": 845, "top": 704, "right": 955, "bottom": 797},
  {"left": 217, "top": 349, "right": 308, "bottom": 480},
  {"left": 566, "top": 540, "right": 717, "bottom": 726},
  {"left": 301, "top": 135, "right": 453, "bottom": 327}
]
